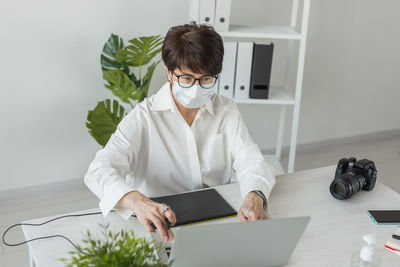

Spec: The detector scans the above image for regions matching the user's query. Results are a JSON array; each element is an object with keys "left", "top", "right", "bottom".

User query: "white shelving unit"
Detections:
[
  {"left": 220, "top": 25, "right": 302, "bottom": 40},
  {"left": 189, "top": 0, "right": 310, "bottom": 174}
]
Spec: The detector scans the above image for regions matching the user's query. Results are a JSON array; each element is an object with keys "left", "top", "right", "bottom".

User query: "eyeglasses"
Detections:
[{"left": 172, "top": 71, "right": 218, "bottom": 89}]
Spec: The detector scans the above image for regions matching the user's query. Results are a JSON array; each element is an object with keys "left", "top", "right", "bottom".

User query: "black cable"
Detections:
[{"left": 1, "top": 210, "right": 136, "bottom": 255}]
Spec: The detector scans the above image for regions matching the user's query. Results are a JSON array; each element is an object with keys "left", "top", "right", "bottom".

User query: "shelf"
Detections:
[
  {"left": 218, "top": 24, "right": 302, "bottom": 40},
  {"left": 189, "top": 0, "right": 311, "bottom": 173},
  {"left": 263, "top": 154, "right": 285, "bottom": 176},
  {"left": 232, "top": 86, "right": 295, "bottom": 105}
]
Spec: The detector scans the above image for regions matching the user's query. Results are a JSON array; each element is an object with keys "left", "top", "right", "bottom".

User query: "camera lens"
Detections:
[
  {"left": 330, "top": 172, "right": 365, "bottom": 200},
  {"left": 330, "top": 178, "right": 351, "bottom": 199},
  {"left": 333, "top": 183, "right": 346, "bottom": 196}
]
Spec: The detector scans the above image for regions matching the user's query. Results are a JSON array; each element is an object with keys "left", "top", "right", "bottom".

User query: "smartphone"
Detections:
[{"left": 368, "top": 210, "right": 400, "bottom": 225}]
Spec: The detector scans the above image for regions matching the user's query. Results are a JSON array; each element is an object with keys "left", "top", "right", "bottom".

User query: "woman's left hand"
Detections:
[{"left": 237, "top": 191, "right": 269, "bottom": 221}]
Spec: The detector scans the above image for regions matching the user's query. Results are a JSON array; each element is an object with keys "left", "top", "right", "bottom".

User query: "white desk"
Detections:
[{"left": 21, "top": 165, "right": 400, "bottom": 266}]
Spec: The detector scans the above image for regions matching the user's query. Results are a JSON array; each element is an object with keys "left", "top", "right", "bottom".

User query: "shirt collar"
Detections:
[
  {"left": 150, "top": 82, "right": 174, "bottom": 111},
  {"left": 150, "top": 82, "right": 214, "bottom": 116},
  {"left": 203, "top": 96, "right": 214, "bottom": 116}
]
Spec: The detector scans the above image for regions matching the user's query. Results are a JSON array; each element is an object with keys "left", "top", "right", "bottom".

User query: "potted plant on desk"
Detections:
[{"left": 60, "top": 223, "right": 171, "bottom": 266}]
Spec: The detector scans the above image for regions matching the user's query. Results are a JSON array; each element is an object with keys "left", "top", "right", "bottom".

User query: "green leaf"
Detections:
[
  {"left": 102, "top": 69, "right": 140, "bottom": 103},
  {"left": 101, "top": 33, "right": 129, "bottom": 75},
  {"left": 86, "top": 99, "right": 126, "bottom": 147},
  {"left": 116, "top": 35, "right": 163, "bottom": 67},
  {"left": 139, "top": 60, "right": 160, "bottom": 101},
  {"left": 129, "top": 72, "right": 141, "bottom": 90}
]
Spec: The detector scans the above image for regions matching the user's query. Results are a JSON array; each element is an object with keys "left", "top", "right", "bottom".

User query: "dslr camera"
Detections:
[{"left": 330, "top": 157, "right": 377, "bottom": 200}]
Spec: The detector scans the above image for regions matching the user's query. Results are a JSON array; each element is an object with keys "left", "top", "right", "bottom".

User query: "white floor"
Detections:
[{"left": 1, "top": 131, "right": 399, "bottom": 266}]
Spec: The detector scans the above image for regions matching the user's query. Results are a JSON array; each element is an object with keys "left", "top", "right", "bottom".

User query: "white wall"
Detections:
[
  {"left": 1, "top": 0, "right": 399, "bottom": 191},
  {"left": 235, "top": 0, "right": 400, "bottom": 148}
]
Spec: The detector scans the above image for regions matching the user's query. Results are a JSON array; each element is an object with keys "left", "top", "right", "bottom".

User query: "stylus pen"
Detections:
[
  {"left": 150, "top": 220, "right": 171, "bottom": 230},
  {"left": 131, "top": 213, "right": 171, "bottom": 230},
  {"left": 392, "top": 234, "right": 400, "bottom": 241}
]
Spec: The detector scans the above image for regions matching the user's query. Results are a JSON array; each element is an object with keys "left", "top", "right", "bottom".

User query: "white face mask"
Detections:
[{"left": 171, "top": 81, "right": 217, "bottom": 109}]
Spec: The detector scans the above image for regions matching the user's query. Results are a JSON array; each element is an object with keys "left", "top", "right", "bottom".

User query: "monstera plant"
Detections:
[{"left": 86, "top": 34, "right": 163, "bottom": 147}]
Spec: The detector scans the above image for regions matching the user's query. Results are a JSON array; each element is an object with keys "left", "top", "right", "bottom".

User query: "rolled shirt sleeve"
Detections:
[
  {"left": 232, "top": 107, "right": 276, "bottom": 215},
  {"left": 84, "top": 108, "right": 143, "bottom": 220}
]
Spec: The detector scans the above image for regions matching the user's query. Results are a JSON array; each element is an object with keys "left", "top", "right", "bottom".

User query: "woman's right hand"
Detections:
[{"left": 117, "top": 190, "right": 177, "bottom": 242}]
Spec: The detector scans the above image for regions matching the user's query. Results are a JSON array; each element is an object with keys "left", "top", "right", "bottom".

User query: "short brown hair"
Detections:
[{"left": 162, "top": 22, "right": 224, "bottom": 75}]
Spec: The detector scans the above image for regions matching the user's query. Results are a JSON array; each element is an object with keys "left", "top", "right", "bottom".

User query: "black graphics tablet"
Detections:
[{"left": 150, "top": 188, "right": 237, "bottom": 226}]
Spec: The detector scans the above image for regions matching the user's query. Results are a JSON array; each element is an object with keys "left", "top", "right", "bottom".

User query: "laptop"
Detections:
[{"left": 155, "top": 216, "right": 310, "bottom": 267}]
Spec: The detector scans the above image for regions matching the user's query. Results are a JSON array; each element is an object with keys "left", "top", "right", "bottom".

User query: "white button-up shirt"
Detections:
[{"left": 84, "top": 81, "right": 276, "bottom": 220}]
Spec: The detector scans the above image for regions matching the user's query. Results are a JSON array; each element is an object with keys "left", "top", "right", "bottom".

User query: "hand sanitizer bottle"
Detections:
[{"left": 351, "top": 234, "right": 381, "bottom": 267}]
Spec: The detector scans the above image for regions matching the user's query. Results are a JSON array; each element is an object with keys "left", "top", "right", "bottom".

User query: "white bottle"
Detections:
[{"left": 351, "top": 234, "right": 381, "bottom": 267}]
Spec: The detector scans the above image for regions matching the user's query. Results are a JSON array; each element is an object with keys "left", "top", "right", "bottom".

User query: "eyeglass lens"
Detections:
[{"left": 174, "top": 73, "right": 217, "bottom": 89}]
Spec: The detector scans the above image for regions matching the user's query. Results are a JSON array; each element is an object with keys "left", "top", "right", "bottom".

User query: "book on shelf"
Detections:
[
  {"left": 219, "top": 41, "right": 274, "bottom": 100},
  {"left": 190, "top": 0, "right": 232, "bottom": 31}
]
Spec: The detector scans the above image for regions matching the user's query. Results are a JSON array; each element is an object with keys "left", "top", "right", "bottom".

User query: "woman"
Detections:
[{"left": 84, "top": 23, "right": 276, "bottom": 243}]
